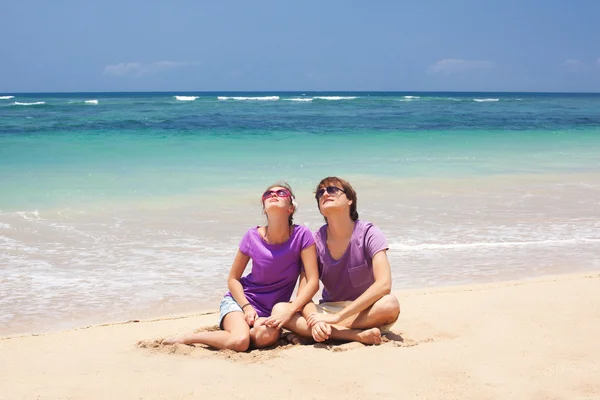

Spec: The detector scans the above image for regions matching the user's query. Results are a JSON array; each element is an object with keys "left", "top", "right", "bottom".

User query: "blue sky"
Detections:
[{"left": 1, "top": 0, "right": 599, "bottom": 92}]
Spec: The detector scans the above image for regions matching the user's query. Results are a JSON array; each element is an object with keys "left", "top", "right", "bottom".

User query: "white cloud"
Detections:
[
  {"left": 103, "top": 61, "right": 200, "bottom": 77},
  {"left": 597, "top": 58, "right": 600, "bottom": 66},
  {"left": 562, "top": 59, "right": 592, "bottom": 73},
  {"left": 564, "top": 59, "right": 581, "bottom": 67},
  {"left": 427, "top": 59, "right": 492, "bottom": 76},
  {"left": 563, "top": 59, "right": 587, "bottom": 72},
  {"left": 103, "top": 62, "right": 143, "bottom": 76}
]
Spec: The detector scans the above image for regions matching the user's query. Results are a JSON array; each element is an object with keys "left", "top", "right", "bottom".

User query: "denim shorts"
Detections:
[{"left": 219, "top": 295, "right": 244, "bottom": 329}]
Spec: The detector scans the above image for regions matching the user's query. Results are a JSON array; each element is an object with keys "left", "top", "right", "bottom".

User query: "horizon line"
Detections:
[{"left": 2, "top": 90, "right": 600, "bottom": 95}]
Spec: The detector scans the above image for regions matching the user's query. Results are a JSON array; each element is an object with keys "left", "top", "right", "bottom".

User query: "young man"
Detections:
[{"left": 270, "top": 177, "right": 400, "bottom": 345}]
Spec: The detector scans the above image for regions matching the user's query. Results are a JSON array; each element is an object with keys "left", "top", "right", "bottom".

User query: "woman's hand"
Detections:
[
  {"left": 264, "top": 303, "right": 295, "bottom": 329},
  {"left": 311, "top": 321, "right": 332, "bottom": 342},
  {"left": 306, "top": 312, "right": 341, "bottom": 327},
  {"left": 244, "top": 305, "right": 258, "bottom": 326}
]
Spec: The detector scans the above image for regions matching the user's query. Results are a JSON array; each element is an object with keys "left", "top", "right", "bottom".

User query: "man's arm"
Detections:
[{"left": 307, "top": 249, "right": 391, "bottom": 326}]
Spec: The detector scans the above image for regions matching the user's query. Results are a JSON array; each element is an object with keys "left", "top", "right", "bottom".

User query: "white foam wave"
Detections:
[
  {"left": 218, "top": 96, "right": 280, "bottom": 101},
  {"left": 15, "top": 210, "right": 40, "bottom": 220},
  {"left": 390, "top": 238, "right": 600, "bottom": 251},
  {"left": 283, "top": 98, "right": 313, "bottom": 102},
  {"left": 67, "top": 100, "right": 99, "bottom": 105},
  {"left": 313, "top": 96, "right": 357, "bottom": 100},
  {"left": 0, "top": 96, "right": 15, "bottom": 100},
  {"left": 13, "top": 101, "right": 45, "bottom": 106},
  {"left": 174, "top": 96, "right": 199, "bottom": 101},
  {"left": 473, "top": 98, "right": 499, "bottom": 102},
  {"left": 398, "top": 95, "right": 420, "bottom": 102}
]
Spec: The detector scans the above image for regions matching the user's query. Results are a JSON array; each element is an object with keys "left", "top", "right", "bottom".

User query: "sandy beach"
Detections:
[{"left": 2, "top": 271, "right": 599, "bottom": 400}]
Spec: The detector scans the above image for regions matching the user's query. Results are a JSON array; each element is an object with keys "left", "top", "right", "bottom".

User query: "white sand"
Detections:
[{"left": 1, "top": 272, "right": 599, "bottom": 399}]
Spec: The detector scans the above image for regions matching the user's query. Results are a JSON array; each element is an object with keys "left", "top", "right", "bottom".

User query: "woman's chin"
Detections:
[{"left": 265, "top": 205, "right": 290, "bottom": 215}]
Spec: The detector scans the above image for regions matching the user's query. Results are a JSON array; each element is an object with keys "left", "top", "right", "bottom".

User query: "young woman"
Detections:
[
  {"left": 163, "top": 183, "right": 319, "bottom": 351},
  {"left": 274, "top": 176, "right": 400, "bottom": 345}
]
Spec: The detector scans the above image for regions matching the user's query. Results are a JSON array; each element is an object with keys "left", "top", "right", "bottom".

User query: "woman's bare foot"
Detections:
[
  {"left": 284, "top": 332, "right": 313, "bottom": 345},
  {"left": 161, "top": 334, "right": 192, "bottom": 345},
  {"left": 356, "top": 328, "right": 382, "bottom": 345}
]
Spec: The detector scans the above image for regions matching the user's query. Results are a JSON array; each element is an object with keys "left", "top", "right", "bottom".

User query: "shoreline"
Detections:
[{"left": 3, "top": 269, "right": 599, "bottom": 340}]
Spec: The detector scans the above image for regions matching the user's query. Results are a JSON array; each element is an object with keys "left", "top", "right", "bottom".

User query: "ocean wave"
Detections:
[
  {"left": 283, "top": 98, "right": 313, "bottom": 102},
  {"left": 66, "top": 100, "right": 98, "bottom": 105},
  {"left": 174, "top": 96, "right": 199, "bottom": 101},
  {"left": 473, "top": 98, "right": 499, "bottom": 102},
  {"left": 313, "top": 96, "right": 357, "bottom": 100},
  {"left": 15, "top": 210, "right": 40, "bottom": 221},
  {"left": 389, "top": 238, "right": 600, "bottom": 251},
  {"left": 398, "top": 97, "right": 420, "bottom": 102},
  {"left": 0, "top": 96, "right": 15, "bottom": 100},
  {"left": 218, "top": 96, "right": 280, "bottom": 101},
  {"left": 13, "top": 101, "right": 45, "bottom": 106}
]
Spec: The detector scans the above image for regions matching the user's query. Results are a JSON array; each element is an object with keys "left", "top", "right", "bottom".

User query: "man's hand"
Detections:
[
  {"left": 311, "top": 322, "right": 332, "bottom": 342},
  {"left": 306, "top": 312, "right": 342, "bottom": 327}
]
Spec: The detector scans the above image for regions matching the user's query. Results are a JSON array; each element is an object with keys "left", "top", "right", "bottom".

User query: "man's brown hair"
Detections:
[{"left": 314, "top": 176, "right": 358, "bottom": 222}]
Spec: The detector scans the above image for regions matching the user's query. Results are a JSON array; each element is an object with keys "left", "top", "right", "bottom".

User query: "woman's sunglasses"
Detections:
[
  {"left": 315, "top": 186, "right": 346, "bottom": 200},
  {"left": 262, "top": 189, "right": 292, "bottom": 201}
]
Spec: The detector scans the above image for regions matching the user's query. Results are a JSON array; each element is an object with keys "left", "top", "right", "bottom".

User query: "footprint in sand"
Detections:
[{"left": 137, "top": 339, "right": 163, "bottom": 349}]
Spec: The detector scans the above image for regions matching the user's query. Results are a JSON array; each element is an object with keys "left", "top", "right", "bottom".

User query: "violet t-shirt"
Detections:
[
  {"left": 315, "top": 220, "right": 389, "bottom": 302},
  {"left": 226, "top": 224, "right": 315, "bottom": 317}
]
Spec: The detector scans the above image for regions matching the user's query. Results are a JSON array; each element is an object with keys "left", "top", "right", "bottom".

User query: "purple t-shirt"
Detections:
[
  {"left": 226, "top": 224, "right": 315, "bottom": 317},
  {"left": 315, "top": 220, "right": 389, "bottom": 302}
]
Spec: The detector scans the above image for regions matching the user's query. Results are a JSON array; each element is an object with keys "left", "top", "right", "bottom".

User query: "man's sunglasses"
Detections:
[
  {"left": 315, "top": 186, "right": 346, "bottom": 200},
  {"left": 262, "top": 189, "right": 292, "bottom": 200}
]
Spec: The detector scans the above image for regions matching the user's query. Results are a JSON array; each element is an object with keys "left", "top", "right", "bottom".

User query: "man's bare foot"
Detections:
[
  {"left": 356, "top": 328, "right": 382, "bottom": 345},
  {"left": 284, "top": 332, "right": 313, "bottom": 345},
  {"left": 161, "top": 334, "right": 192, "bottom": 345}
]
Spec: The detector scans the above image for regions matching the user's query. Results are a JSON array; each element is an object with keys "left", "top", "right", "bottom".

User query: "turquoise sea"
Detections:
[{"left": 1, "top": 92, "right": 600, "bottom": 335}]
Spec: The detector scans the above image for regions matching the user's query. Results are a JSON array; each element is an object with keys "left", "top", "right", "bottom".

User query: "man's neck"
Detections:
[{"left": 326, "top": 215, "right": 355, "bottom": 240}]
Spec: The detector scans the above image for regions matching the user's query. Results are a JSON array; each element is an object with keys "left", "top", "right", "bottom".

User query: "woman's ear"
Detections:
[{"left": 290, "top": 198, "right": 298, "bottom": 214}]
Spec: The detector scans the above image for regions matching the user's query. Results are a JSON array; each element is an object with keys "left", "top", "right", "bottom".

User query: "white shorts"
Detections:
[{"left": 315, "top": 301, "right": 398, "bottom": 332}]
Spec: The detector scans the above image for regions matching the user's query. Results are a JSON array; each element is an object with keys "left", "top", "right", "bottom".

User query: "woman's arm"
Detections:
[
  {"left": 307, "top": 250, "right": 391, "bottom": 326},
  {"left": 227, "top": 249, "right": 255, "bottom": 325},
  {"left": 289, "top": 244, "right": 319, "bottom": 312},
  {"left": 297, "top": 272, "right": 319, "bottom": 318},
  {"left": 265, "top": 244, "right": 320, "bottom": 329}
]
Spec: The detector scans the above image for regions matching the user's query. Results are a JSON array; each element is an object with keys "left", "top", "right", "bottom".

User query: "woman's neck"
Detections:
[
  {"left": 326, "top": 214, "right": 355, "bottom": 240},
  {"left": 265, "top": 217, "right": 291, "bottom": 244}
]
